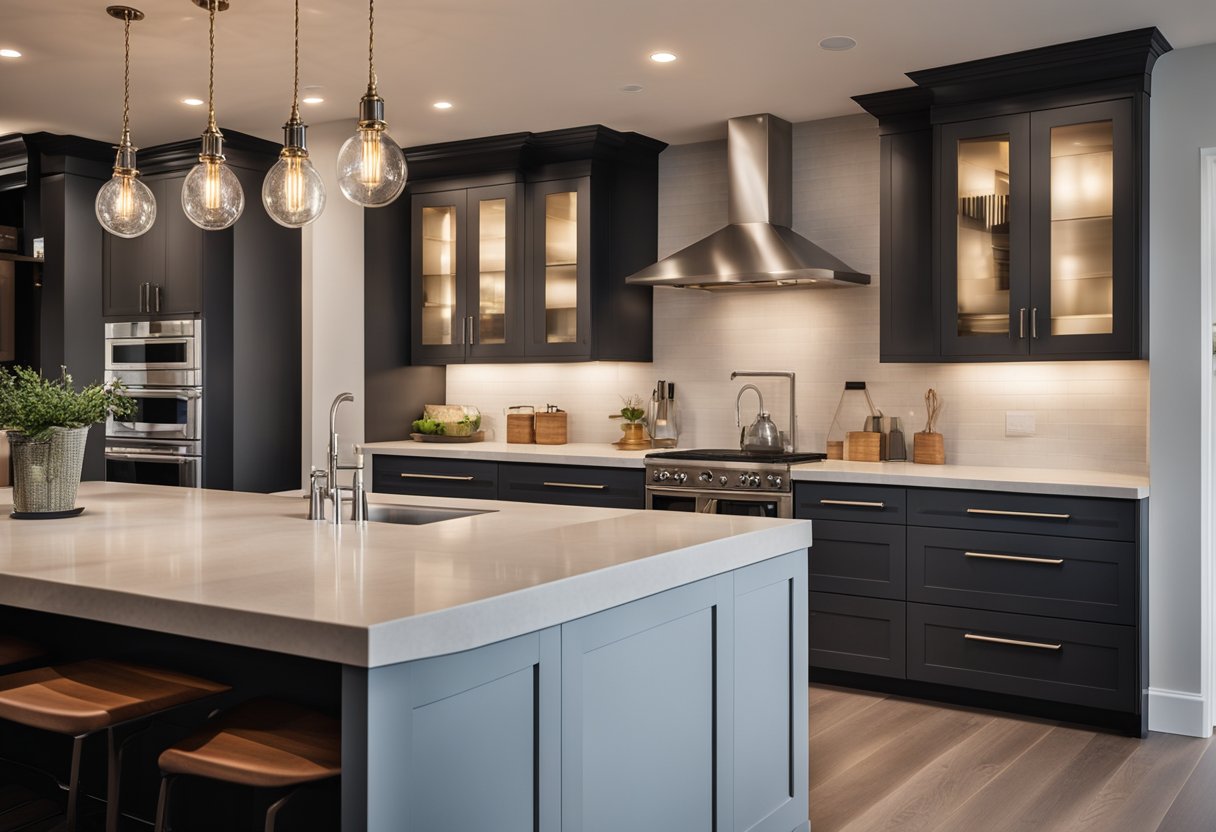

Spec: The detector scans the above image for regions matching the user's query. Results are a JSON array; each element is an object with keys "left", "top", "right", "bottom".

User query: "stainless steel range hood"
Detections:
[{"left": 626, "top": 114, "right": 869, "bottom": 290}]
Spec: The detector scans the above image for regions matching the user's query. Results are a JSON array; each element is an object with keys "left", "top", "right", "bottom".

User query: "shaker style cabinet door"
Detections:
[
  {"left": 465, "top": 183, "right": 525, "bottom": 361},
  {"left": 938, "top": 114, "right": 1032, "bottom": 358},
  {"left": 103, "top": 177, "right": 166, "bottom": 316},
  {"left": 411, "top": 189, "right": 469, "bottom": 364},
  {"left": 159, "top": 174, "right": 203, "bottom": 315},
  {"left": 1027, "top": 99, "right": 1137, "bottom": 357},
  {"left": 526, "top": 177, "right": 592, "bottom": 359}
]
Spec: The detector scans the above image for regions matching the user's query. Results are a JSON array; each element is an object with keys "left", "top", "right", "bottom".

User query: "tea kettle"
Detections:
[{"left": 736, "top": 384, "right": 784, "bottom": 453}]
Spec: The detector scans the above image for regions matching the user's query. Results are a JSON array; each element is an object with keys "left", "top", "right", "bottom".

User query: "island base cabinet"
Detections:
[{"left": 341, "top": 550, "right": 808, "bottom": 832}]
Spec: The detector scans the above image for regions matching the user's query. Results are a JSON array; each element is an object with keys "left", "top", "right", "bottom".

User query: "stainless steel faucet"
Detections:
[
  {"left": 730, "top": 371, "right": 797, "bottom": 452},
  {"left": 310, "top": 392, "right": 367, "bottom": 523}
]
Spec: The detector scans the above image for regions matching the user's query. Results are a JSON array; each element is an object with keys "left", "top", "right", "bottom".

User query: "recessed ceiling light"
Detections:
[
  {"left": 181, "top": 97, "right": 204, "bottom": 106},
  {"left": 818, "top": 36, "right": 857, "bottom": 52},
  {"left": 621, "top": 84, "right": 644, "bottom": 93},
  {"left": 433, "top": 101, "right": 453, "bottom": 110},
  {"left": 302, "top": 96, "right": 324, "bottom": 105},
  {"left": 649, "top": 51, "right": 677, "bottom": 63},
  {"left": 0, "top": 49, "right": 22, "bottom": 59}
]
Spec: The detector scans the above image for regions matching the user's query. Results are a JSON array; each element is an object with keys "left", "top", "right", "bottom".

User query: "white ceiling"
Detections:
[{"left": 0, "top": 0, "right": 1213, "bottom": 150}]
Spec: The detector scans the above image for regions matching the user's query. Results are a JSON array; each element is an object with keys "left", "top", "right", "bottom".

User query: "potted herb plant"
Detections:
[
  {"left": 0, "top": 367, "right": 133, "bottom": 516},
  {"left": 610, "top": 394, "right": 649, "bottom": 445}
]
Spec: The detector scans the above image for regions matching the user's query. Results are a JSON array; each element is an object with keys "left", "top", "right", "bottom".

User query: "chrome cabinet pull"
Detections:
[
  {"left": 966, "top": 508, "right": 1070, "bottom": 520},
  {"left": 399, "top": 473, "right": 476, "bottom": 481},
  {"left": 543, "top": 481, "right": 607, "bottom": 490},
  {"left": 154, "top": 284, "right": 162, "bottom": 313},
  {"left": 1018, "top": 307, "right": 1026, "bottom": 339},
  {"left": 1031, "top": 307, "right": 1038, "bottom": 339},
  {"left": 965, "top": 551, "right": 1064, "bottom": 565},
  {"left": 467, "top": 316, "right": 476, "bottom": 345},
  {"left": 819, "top": 499, "right": 885, "bottom": 509},
  {"left": 964, "top": 633, "right": 1061, "bottom": 651}
]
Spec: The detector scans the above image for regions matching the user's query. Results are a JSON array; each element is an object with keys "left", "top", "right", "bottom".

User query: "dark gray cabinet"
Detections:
[
  {"left": 854, "top": 28, "right": 1169, "bottom": 363},
  {"left": 372, "top": 455, "right": 500, "bottom": 501},
  {"left": 809, "top": 592, "right": 906, "bottom": 679}
]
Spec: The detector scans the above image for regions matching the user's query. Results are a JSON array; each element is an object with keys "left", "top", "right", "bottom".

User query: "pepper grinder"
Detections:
[{"left": 887, "top": 416, "right": 907, "bottom": 461}]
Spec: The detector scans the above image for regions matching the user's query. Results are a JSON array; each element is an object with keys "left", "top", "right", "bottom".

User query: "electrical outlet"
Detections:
[{"left": 1005, "top": 411, "right": 1036, "bottom": 437}]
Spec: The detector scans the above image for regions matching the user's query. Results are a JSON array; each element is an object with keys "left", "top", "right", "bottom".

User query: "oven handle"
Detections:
[
  {"left": 123, "top": 388, "right": 202, "bottom": 399},
  {"left": 104, "top": 452, "right": 195, "bottom": 464},
  {"left": 699, "top": 498, "right": 719, "bottom": 514}
]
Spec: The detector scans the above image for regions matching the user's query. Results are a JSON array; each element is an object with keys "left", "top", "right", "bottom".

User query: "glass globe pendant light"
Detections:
[
  {"left": 95, "top": 6, "right": 156, "bottom": 239},
  {"left": 181, "top": 0, "right": 244, "bottom": 231},
  {"left": 336, "top": 0, "right": 406, "bottom": 207},
  {"left": 262, "top": 0, "right": 325, "bottom": 227}
]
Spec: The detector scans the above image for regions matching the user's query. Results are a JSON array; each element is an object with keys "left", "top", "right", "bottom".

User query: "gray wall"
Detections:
[{"left": 1148, "top": 43, "right": 1215, "bottom": 736}]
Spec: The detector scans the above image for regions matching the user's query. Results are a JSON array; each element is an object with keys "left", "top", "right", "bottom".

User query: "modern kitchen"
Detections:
[{"left": 1, "top": 1, "right": 1215, "bottom": 831}]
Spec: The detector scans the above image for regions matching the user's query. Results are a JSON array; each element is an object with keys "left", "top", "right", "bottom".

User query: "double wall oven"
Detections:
[{"left": 104, "top": 320, "right": 202, "bottom": 488}]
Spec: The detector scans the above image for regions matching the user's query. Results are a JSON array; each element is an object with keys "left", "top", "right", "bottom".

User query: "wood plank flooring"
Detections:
[{"left": 810, "top": 684, "right": 1216, "bottom": 832}]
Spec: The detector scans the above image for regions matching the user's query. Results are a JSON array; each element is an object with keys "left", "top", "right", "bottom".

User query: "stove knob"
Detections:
[
  {"left": 772, "top": 475, "right": 783, "bottom": 488},
  {"left": 673, "top": 471, "right": 688, "bottom": 484},
  {"left": 750, "top": 474, "right": 762, "bottom": 487},
  {"left": 652, "top": 470, "right": 662, "bottom": 482},
  {"left": 658, "top": 470, "right": 671, "bottom": 482},
  {"left": 719, "top": 475, "right": 729, "bottom": 486},
  {"left": 698, "top": 471, "right": 714, "bottom": 483},
  {"left": 737, "top": 473, "right": 749, "bottom": 486}
]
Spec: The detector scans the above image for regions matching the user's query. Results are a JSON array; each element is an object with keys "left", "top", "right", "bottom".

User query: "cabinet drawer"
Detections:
[
  {"left": 372, "top": 455, "right": 499, "bottom": 500},
  {"left": 809, "top": 593, "right": 906, "bottom": 679},
  {"left": 908, "top": 528, "right": 1136, "bottom": 624},
  {"left": 795, "top": 483, "right": 906, "bottom": 525},
  {"left": 498, "top": 463, "right": 644, "bottom": 509},
  {"left": 907, "top": 488, "right": 1137, "bottom": 541},
  {"left": 810, "top": 521, "right": 906, "bottom": 600},
  {"left": 907, "top": 603, "right": 1138, "bottom": 712}
]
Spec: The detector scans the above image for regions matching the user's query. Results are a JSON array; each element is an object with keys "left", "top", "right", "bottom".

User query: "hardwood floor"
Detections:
[{"left": 809, "top": 684, "right": 1216, "bottom": 832}]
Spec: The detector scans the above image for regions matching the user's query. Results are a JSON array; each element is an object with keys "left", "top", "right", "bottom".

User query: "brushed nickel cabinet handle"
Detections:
[
  {"left": 543, "top": 482, "right": 607, "bottom": 490},
  {"left": 154, "top": 284, "right": 162, "bottom": 313},
  {"left": 1031, "top": 307, "right": 1038, "bottom": 339},
  {"left": 966, "top": 508, "right": 1070, "bottom": 520},
  {"left": 819, "top": 499, "right": 885, "bottom": 509},
  {"left": 1018, "top": 307, "right": 1026, "bottom": 339},
  {"left": 399, "top": 473, "right": 476, "bottom": 481},
  {"left": 965, "top": 551, "right": 1064, "bottom": 565},
  {"left": 964, "top": 633, "right": 1061, "bottom": 651}
]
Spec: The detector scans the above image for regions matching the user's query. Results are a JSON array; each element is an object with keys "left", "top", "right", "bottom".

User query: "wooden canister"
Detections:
[
  {"left": 535, "top": 411, "right": 568, "bottom": 445},
  {"left": 844, "top": 431, "right": 882, "bottom": 462},
  {"left": 826, "top": 440, "right": 844, "bottom": 460},
  {"left": 913, "top": 431, "right": 945, "bottom": 464},
  {"left": 506, "top": 407, "right": 535, "bottom": 444}
]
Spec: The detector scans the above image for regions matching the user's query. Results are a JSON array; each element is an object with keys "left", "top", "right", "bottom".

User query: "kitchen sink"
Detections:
[{"left": 364, "top": 503, "right": 495, "bottom": 525}]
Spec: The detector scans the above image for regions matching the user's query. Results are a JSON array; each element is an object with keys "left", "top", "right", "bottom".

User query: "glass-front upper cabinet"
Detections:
[
  {"left": 1030, "top": 100, "right": 1135, "bottom": 356},
  {"left": 411, "top": 184, "right": 523, "bottom": 363},
  {"left": 940, "top": 115, "right": 1030, "bottom": 357},
  {"left": 529, "top": 177, "right": 591, "bottom": 357}
]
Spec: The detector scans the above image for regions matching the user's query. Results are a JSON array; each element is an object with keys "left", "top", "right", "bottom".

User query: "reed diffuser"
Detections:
[{"left": 913, "top": 388, "right": 945, "bottom": 464}]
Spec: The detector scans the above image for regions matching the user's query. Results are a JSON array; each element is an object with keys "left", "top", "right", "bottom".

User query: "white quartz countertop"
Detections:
[
  {"left": 362, "top": 439, "right": 1148, "bottom": 499},
  {"left": 0, "top": 483, "right": 810, "bottom": 668}
]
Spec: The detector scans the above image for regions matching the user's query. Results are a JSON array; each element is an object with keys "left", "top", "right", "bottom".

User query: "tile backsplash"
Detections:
[{"left": 446, "top": 114, "right": 1148, "bottom": 476}]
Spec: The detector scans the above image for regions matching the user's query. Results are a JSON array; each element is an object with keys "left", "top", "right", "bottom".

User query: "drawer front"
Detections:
[
  {"left": 907, "top": 603, "right": 1138, "bottom": 712},
  {"left": 810, "top": 520, "right": 906, "bottom": 600},
  {"left": 908, "top": 528, "right": 1136, "bottom": 624},
  {"left": 795, "top": 483, "right": 907, "bottom": 525},
  {"left": 907, "top": 489, "right": 1137, "bottom": 541},
  {"left": 809, "top": 592, "right": 906, "bottom": 679},
  {"left": 372, "top": 455, "right": 499, "bottom": 500},
  {"left": 498, "top": 463, "right": 644, "bottom": 509}
]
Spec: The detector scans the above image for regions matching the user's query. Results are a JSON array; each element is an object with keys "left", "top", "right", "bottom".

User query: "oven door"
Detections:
[
  {"left": 646, "top": 487, "right": 792, "bottom": 518},
  {"left": 105, "top": 337, "right": 197, "bottom": 372},
  {"left": 105, "top": 442, "right": 201, "bottom": 488},
  {"left": 107, "top": 387, "right": 202, "bottom": 441}
]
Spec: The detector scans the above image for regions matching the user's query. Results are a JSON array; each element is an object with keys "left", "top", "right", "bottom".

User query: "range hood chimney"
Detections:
[{"left": 626, "top": 114, "right": 869, "bottom": 290}]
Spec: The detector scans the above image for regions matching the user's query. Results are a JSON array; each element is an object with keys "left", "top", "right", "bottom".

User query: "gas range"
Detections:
[{"left": 645, "top": 448, "right": 825, "bottom": 494}]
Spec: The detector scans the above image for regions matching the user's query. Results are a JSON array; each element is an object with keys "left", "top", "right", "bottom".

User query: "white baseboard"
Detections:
[{"left": 1148, "top": 687, "right": 1212, "bottom": 737}]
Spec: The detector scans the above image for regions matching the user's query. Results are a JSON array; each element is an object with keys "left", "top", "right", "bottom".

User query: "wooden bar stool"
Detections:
[
  {"left": 154, "top": 698, "right": 341, "bottom": 832},
  {"left": 0, "top": 659, "right": 230, "bottom": 832}
]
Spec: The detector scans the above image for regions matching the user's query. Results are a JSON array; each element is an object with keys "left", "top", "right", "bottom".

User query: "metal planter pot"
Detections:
[{"left": 8, "top": 426, "right": 89, "bottom": 513}]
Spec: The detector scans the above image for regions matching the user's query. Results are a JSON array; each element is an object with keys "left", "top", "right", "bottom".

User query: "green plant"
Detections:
[
  {"left": 618, "top": 394, "right": 646, "bottom": 424},
  {"left": 0, "top": 366, "right": 135, "bottom": 441},
  {"left": 411, "top": 418, "right": 446, "bottom": 436}
]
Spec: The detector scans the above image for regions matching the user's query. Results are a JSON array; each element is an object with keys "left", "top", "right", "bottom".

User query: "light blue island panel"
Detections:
[{"left": 342, "top": 548, "right": 808, "bottom": 832}]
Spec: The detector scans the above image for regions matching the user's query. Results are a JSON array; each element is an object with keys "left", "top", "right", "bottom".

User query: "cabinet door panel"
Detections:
[
  {"left": 527, "top": 177, "right": 591, "bottom": 359},
  {"left": 497, "top": 462, "right": 643, "bottom": 509},
  {"left": 809, "top": 592, "right": 906, "bottom": 679},
  {"left": 466, "top": 183, "right": 525, "bottom": 360},
  {"left": 1029, "top": 99, "right": 1137, "bottom": 357},
  {"left": 939, "top": 115, "right": 1031, "bottom": 358},
  {"left": 103, "top": 177, "right": 165, "bottom": 316},
  {"left": 160, "top": 174, "right": 203, "bottom": 315},
  {"left": 880, "top": 128, "right": 938, "bottom": 361},
  {"left": 371, "top": 454, "right": 498, "bottom": 499},
  {"left": 809, "top": 520, "right": 906, "bottom": 600},
  {"left": 412, "top": 189, "right": 468, "bottom": 363}
]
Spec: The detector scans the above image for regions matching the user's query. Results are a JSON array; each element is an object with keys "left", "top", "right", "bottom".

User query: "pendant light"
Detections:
[
  {"left": 335, "top": 0, "right": 406, "bottom": 207},
  {"left": 181, "top": 0, "right": 244, "bottom": 231},
  {"left": 261, "top": 0, "right": 325, "bottom": 227},
  {"left": 95, "top": 6, "right": 156, "bottom": 239}
]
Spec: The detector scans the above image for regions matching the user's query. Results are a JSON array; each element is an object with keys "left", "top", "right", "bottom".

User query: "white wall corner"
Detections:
[{"left": 1148, "top": 687, "right": 1212, "bottom": 738}]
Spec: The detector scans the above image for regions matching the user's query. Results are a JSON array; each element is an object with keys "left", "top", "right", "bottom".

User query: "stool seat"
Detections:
[
  {"left": 159, "top": 698, "right": 341, "bottom": 789},
  {"left": 0, "top": 636, "right": 44, "bottom": 668},
  {"left": 0, "top": 659, "right": 230, "bottom": 735}
]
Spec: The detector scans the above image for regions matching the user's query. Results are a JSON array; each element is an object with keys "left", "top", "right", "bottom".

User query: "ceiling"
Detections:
[{"left": 0, "top": 0, "right": 1213, "bottom": 151}]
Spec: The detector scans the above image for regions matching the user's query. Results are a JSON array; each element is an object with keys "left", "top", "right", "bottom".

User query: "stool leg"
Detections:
[
  {"left": 106, "top": 727, "right": 120, "bottom": 832},
  {"left": 64, "top": 735, "right": 85, "bottom": 832},
  {"left": 153, "top": 775, "right": 176, "bottom": 832},
  {"left": 263, "top": 788, "right": 298, "bottom": 832}
]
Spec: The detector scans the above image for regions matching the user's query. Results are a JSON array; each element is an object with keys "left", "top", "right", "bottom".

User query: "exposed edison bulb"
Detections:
[
  {"left": 336, "top": 124, "right": 406, "bottom": 207},
  {"left": 262, "top": 152, "right": 326, "bottom": 228},
  {"left": 96, "top": 171, "right": 156, "bottom": 239},
  {"left": 182, "top": 156, "right": 244, "bottom": 231}
]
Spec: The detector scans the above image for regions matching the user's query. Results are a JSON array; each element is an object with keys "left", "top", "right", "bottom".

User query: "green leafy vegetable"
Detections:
[{"left": 412, "top": 418, "right": 446, "bottom": 435}]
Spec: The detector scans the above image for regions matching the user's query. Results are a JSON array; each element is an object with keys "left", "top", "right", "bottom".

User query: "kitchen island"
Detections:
[{"left": 0, "top": 482, "right": 811, "bottom": 832}]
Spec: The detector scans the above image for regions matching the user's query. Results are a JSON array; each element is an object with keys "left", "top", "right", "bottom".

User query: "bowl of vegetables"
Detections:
[{"left": 411, "top": 405, "right": 484, "bottom": 442}]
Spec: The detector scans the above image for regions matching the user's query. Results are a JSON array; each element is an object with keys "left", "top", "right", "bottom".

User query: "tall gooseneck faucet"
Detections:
[
  {"left": 328, "top": 391, "right": 354, "bottom": 492},
  {"left": 310, "top": 391, "right": 366, "bottom": 524}
]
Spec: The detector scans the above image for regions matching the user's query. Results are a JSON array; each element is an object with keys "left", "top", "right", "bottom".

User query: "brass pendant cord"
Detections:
[
  {"left": 290, "top": 0, "right": 300, "bottom": 122},
  {"left": 206, "top": 0, "right": 217, "bottom": 130},
  {"left": 121, "top": 13, "right": 131, "bottom": 139},
  {"left": 367, "top": 0, "right": 376, "bottom": 94}
]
